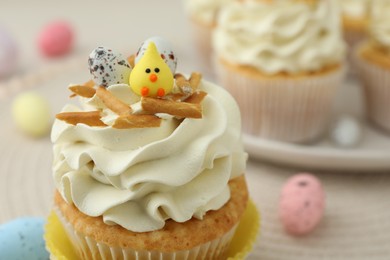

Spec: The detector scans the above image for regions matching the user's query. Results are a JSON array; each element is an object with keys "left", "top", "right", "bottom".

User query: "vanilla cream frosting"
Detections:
[
  {"left": 340, "top": 0, "right": 371, "bottom": 18},
  {"left": 370, "top": 0, "right": 390, "bottom": 49},
  {"left": 52, "top": 82, "right": 247, "bottom": 232},
  {"left": 185, "top": 0, "right": 235, "bottom": 25},
  {"left": 213, "top": 0, "right": 346, "bottom": 74}
]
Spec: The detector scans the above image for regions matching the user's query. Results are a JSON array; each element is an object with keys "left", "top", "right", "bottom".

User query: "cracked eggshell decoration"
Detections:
[
  {"left": 135, "top": 36, "right": 177, "bottom": 74},
  {"left": 0, "top": 27, "right": 18, "bottom": 77},
  {"left": 0, "top": 217, "right": 49, "bottom": 260},
  {"left": 279, "top": 173, "right": 325, "bottom": 236},
  {"left": 88, "top": 47, "right": 132, "bottom": 88}
]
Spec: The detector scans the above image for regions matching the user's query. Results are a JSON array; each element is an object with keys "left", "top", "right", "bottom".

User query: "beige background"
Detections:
[
  {"left": 1, "top": 1, "right": 390, "bottom": 259},
  {"left": 0, "top": 0, "right": 202, "bottom": 79}
]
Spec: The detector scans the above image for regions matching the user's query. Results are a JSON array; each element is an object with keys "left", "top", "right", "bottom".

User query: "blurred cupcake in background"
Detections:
[
  {"left": 184, "top": 0, "right": 235, "bottom": 75},
  {"left": 340, "top": 0, "right": 371, "bottom": 47},
  {"left": 0, "top": 27, "right": 18, "bottom": 78},
  {"left": 355, "top": 0, "right": 390, "bottom": 132},
  {"left": 213, "top": 0, "right": 346, "bottom": 143}
]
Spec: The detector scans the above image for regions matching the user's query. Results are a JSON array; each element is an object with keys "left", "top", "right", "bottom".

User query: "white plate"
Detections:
[{"left": 243, "top": 75, "right": 390, "bottom": 171}]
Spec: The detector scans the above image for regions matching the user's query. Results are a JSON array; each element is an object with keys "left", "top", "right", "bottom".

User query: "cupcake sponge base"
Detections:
[
  {"left": 45, "top": 199, "right": 260, "bottom": 260},
  {"left": 45, "top": 176, "right": 260, "bottom": 259}
]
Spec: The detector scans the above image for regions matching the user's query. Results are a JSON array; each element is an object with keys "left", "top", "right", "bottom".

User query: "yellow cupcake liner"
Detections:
[
  {"left": 45, "top": 199, "right": 260, "bottom": 260},
  {"left": 227, "top": 199, "right": 260, "bottom": 260},
  {"left": 44, "top": 210, "right": 79, "bottom": 260}
]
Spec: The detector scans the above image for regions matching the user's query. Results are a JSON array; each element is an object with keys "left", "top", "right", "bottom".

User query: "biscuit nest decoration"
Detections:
[{"left": 56, "top": 37, "right": 207, "bottom": 129}]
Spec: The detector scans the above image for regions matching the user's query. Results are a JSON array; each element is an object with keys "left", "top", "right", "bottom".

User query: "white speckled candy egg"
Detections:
[
  {"left": 0, "top": 27, "right": 18, "bottom": 78},
  {"left": 279, "top": 173, "right": 325, "bottom": 236},
  {"left": 135, "top": 36, "right": 177, "bottom": 74},
  {"left": 0, "top": 217, "right": 49, "bottom": 260},
  {"left": 88, "top": 47, "right": 132, "bottom": 88},
  {"left": 12, "top": 92, "right": 51, "bottom": 137}
]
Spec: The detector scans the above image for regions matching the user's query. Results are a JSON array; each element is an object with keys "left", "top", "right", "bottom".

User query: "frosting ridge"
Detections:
[{"left": 213, "top": 0, "right": 346, "bottom": 74}]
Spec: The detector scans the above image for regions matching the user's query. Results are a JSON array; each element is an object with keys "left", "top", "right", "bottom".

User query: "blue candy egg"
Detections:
[{"left": 0, "top": 217, "right": 49, "bottom": 260}]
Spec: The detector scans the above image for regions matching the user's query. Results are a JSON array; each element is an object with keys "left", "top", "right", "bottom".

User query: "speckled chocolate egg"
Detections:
[
  {"left": 135, "top": 37, "right": 177, "bottom": 74},
  {"left": 0, "top": 27, "right": 18, "bottom": 77},
  {"left": 88, "top": 47, "right": 132, "bottom": 88},
  {"left": 279, "top": 173, "right": 325, "bottom": 236},
  {"left": 0, "top": 217, "right": 49, "bottom": 260}
]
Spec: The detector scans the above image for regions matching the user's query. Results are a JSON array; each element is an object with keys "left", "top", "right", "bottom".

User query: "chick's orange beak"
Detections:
[{"left": 149, "top": 74, "right": 158, "bottom": 83}]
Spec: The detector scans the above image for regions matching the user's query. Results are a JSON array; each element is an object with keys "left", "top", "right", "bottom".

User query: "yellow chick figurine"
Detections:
[{"left": 129, "top": 42, "right": 174, "bottom": 97}]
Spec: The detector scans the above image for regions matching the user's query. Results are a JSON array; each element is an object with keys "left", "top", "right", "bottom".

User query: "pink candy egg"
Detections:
[
  {"left": 38, "top": 21, "right": 73, "bottom": 57},
  {"left": 279, "top": 173, "right": 325, "bottom": 236},
  {"left": 0, "top": 27, "right": 18, "bottom": 77}
]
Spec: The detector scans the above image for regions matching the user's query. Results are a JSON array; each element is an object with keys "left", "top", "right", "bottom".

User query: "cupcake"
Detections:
[
  {"left": 213, "top": 0, "right": 346, "bottom": 143},
  {"left": 340, "top": 0, "right": 371, "bottom": 47},
  {"left": 45, "top": 38, "right": 257, "bottom": 259},
  {"left": 184, "top": 0, "right": 235, "bottom": 74},
  {"left": 355, "top": 0, "right": 390, "bottom": 132}
]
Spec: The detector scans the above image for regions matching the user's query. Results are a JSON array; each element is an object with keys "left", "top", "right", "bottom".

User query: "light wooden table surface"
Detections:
[{"left": 1, "top": 1, "right": 390, "bottom": 259}]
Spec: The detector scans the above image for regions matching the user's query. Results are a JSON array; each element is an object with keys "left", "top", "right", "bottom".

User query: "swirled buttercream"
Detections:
[
  {"left": 370, "top": 0, "right": 390, "bottom": 50},
  {"left": 213, "top": 0, "right": 346, "bottom": 74},
  {"left": 52, "top": 82, "right": 247, "bottom": 232}
]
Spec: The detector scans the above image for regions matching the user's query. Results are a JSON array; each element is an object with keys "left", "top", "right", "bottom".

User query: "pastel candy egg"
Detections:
[
  {"left": 12, "top": 92, "right": 51, "bottom": 137},
  {"left": 38, "top": 21, "right": 73, "bottom": 57},
  {"left": 279, "top": 173, "right": 325, "bottom": 236},
  {"left": 88, "top": 47, "right": 132, "bottom": 88},
  {"left": 135, "top": 36, "right": 177, "bottom": 74},
  {"left": 0, "top": 217, "right": 49, "bottom": 260},
  {"left": 0, "top": 27, "right": 18, "bottom": 77},
  {"left": 330, "top": 115, "right": 362, "bottom": 148}
]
